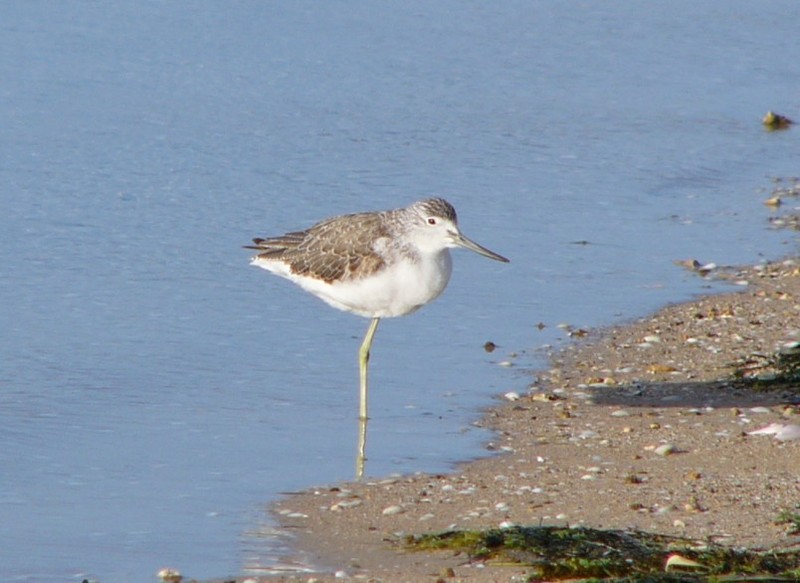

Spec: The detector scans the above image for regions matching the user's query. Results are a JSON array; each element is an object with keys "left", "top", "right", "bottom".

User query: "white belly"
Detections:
[{"left": 254, "top": 251, "right": 453, "bottom": 318}]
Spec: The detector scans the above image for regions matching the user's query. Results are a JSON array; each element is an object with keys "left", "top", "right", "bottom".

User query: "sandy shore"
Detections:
[{"left": 211, "top": 257, "right": 800, "bottom": 583}]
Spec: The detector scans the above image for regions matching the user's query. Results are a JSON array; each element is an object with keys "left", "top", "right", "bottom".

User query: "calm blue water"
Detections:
[{"left": 2, "top": 2, "right": 798, "bottom": 581}]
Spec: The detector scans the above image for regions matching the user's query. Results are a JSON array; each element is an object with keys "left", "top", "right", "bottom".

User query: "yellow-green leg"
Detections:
[
  {"left": 358, "top": 317, "right": 380, "bottom": 421},
  {"left": 356, "top": 317, "right": 380, "bottom": 478}
]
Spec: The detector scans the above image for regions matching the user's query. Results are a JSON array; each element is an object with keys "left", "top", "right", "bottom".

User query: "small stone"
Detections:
[
  {"left": 532, "top": 392, "right": 558, "bottom": 402},
  {"left": 684, "top": 497, "right": 704, "bottom": 512},
  {"left": 611, "top": 409, "right": 631, "bottom": 417},
  {"left": 157, "top": 569, "right": 182, "bottom": 583},
  {"left": 654, "top": 443, "right": 677, "bottom": 456},
  {"left": 624, "top": 473, "right": 645, "bottom": 484},
  {"left": 503, "top": 391, "right": 521, "bottom": 401},
  {"left": 763, "top": 110, "right": 794, "bottom": 129}
]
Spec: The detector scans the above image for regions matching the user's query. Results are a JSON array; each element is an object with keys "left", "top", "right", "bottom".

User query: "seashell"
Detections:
[
  {"left": 382, "top": 505, "right": 405, "bottom": 515},
  {"left": 665, "top": 553, "right": 705, "bottom": 571}
]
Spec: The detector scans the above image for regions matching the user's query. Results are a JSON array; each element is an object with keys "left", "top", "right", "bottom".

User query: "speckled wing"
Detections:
[{"left": 248, "top": 212, "right": 391, "bottom": 284}]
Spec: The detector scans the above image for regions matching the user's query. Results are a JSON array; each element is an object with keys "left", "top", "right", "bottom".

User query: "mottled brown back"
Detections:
[{"left": 248, "top": 211, "right": 394, "bottom": 283}]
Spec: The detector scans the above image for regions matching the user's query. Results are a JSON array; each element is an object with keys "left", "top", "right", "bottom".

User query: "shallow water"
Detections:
[{"left": 1, "top": 1, "right": 799, "bottom": 581}]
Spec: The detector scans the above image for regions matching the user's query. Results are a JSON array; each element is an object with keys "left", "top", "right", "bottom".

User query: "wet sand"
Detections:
[{"left": 210, "top": 258, "right": 800, "bottom": 583}]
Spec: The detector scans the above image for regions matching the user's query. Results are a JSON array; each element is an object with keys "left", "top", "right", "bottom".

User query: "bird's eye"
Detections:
[{"left": 427, "top": 217, "right": 437, "bottom": 225}]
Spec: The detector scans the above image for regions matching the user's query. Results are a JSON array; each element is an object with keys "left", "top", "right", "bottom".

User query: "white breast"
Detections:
[{"left": 254, "top": 250, "right": 454, "bottom": 318}]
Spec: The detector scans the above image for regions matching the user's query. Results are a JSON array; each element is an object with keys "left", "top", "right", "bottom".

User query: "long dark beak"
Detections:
[{"left": 454, "top": 231, "right": 509, "bottom": 263}]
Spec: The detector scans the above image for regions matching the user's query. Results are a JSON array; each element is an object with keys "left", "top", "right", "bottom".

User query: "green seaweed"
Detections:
[
  {"left": 405, "top": 526, "right": 800, "bottom": 581},
  {"left": 776, "top": 506, "right": 800, "bottom": 536},
  {"left": 731, "top": 346, "right": 800, "bottom": 386}
]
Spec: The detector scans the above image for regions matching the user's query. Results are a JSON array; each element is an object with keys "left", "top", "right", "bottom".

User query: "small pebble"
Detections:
[
  {"left": 157, "top": 569, "right": 182, "bottom": 583},
  {"left": 504, "top": 391, "right": 521, "bottom": 401},
  {"left": 654, "top": 443, "right": 677, "bottom": 456},
  {"left": 611, "top": 409, "right": 631, "bottom": 417}
]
